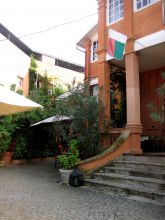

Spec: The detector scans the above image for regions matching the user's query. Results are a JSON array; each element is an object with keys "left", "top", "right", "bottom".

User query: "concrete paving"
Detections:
[{"left": 0, "top": 160, "right": 165, "bottom": 220}]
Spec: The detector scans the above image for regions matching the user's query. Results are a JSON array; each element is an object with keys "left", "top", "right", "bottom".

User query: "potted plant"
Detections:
[
  {"left": 0, "top": 128, "right": 12, "bottom": 165},
  {"left": 0, "top": 115, "right": 16, "bottom": 165},
  {"left": 58, "top": 139, "right": 80, "bottom": 184}
]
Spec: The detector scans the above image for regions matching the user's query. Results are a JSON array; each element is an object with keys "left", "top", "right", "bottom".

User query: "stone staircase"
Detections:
[{"left": 83, "top": 155, "right": 165, "bottom": 205}]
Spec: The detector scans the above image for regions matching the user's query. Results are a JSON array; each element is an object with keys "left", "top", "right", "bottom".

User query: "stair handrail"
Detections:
[{"left": 78, "top": 130, "right": 130, "bottom": 173}]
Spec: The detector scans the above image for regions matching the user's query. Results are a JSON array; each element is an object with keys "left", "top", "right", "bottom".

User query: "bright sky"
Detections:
[{"left": 0, "top": 0, "right": 98, "bottom": 65}]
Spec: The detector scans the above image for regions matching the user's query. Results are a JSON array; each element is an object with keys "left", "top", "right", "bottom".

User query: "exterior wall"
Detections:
[
  {"left": 134, "top": 2, "right": 163, "bottom": 39},
  {"left": 81, "top": 0, "right": 165, "bottom": 153},
  {"left": 84, "top": 1, "right": 165, "bottom": 80},
  {"left": 107, "top": 1, "right": 164, "bottom": 54},
  {"left": 36, "top": 55, "right": 84, "bottom": 90},
  {"left": 0, "top": 34, "right": 30, "bottom": 95},
  {"left": 84, "top": 37, "right": 98, "bottom": 80},
  {"left": 0, "top": 42, "right": 84, "bottom": 95},
  {"left": 90, "top": 63, "right": 99, "bottom": 78},
  {"left": 22, "top": 71, "right": 29, "bottom": 96}
]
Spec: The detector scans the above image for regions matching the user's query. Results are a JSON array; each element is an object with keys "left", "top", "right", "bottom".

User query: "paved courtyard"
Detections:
[{"left": 0, "top": 160, "right": 165, "bottom": 220}]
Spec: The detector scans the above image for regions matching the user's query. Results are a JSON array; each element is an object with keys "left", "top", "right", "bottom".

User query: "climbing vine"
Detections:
[{"left": 29, "top": 54, "right": 37, "bottom": 93}]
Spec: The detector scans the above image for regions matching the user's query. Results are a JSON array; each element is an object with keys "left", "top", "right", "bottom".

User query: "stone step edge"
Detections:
[
  {"left": 125, "top": 195, "right": 165, "bottom": 207},
  {"left": 104, "top": 166, "right": 165, "bottom": 174},
  {"left": 104, "top": 166, "right": 165, "bottom": 176},
  {"left": 120, "top": 155, "right": 165, "bottom": 160},
  {"left": 81, "top": 185, "right": 165, "bottom": 207},
  {"left": 85, "top": 178, "right": 165, "bottom": 197},
  {"left": 94, "top": 172, "right": 165, "bottom": 185},
  {"left": 113, "top": 160, "right": 165, "bottom": 167}
]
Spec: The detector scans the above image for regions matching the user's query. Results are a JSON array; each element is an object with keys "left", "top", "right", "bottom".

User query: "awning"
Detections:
[
  {"left": 56, "top": 91, "right": 72, "bottom": 100},
  {"left": 0, "top": 85, "right": 43, "bottom": 116},
  {"left": 30, "top": 115, "right": 72, "bottom": 127},
  {"left": 56, "top": 85, "right": 84, "bottom": 100}
]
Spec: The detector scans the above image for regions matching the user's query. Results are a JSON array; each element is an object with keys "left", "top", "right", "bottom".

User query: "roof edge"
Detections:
[{"left": 77, "top": 24, "right": 98, "bottom": 48}]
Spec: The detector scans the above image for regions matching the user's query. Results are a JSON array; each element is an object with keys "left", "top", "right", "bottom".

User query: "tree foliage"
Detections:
[
  {"left": 29, "top": 54, "right": 38, "bottom": 93},
  {"left": 1, "top": 55, "right": 102, "bottom": 160},
  {"left": 0, "top": 57, "right": 65, "bottom": 159},
  {"left": 55, "top": 82, "right": 102, "bottom": 159}
]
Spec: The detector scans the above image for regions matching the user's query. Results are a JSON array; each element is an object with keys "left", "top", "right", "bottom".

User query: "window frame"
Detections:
[
  {"left": 134, "top": 0, "right": 160, "bottom": 11},
  {"left": 17, "top": 76, "right": 23, "bottom": 87},
  {"left": 90, "top": 84, "right": 98, "bottom": 97},
  {"left": 90, "top": 77, "right": 98, "bottom": 98},
  {"left": 107, "top": 0, "right": 124, "bottom": 25},
  {"left": 91, "top": 40, "right": 98, "bottom": 63}
]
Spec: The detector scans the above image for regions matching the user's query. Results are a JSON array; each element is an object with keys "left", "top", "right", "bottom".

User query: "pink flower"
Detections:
[
  {"left": 58, "top": 144, "right": 62, "bottom": 149},
  {"left": 63, "top": 150, "right": 67, "bottom": 154}
]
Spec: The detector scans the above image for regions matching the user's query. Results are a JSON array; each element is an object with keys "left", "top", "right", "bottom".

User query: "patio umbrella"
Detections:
[
  {"left": 30, "top": 115, "right": 72, "bottom": 127},
  {"left": 0, "top": 85, "right": 43, "bottom": 116}
]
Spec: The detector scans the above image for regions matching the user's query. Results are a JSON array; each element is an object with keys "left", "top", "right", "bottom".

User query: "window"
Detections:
[
  {"left": 90, "top": 77, "right": 98, "bottom": 97},
  {"left": 135, "top": 0, "right": 157, "bottom": 10},
  {"left": 91, "top": 40, "right": 98, "bottom": 62},
  {"left": 107, "top": 0, "right": 124, "bottom": 24},
  {"left": 90, "top": 85, "right": 98, "bottom": 97},
  {"left": 17, "top": 76, "right": 23, "bottom": 87},
  {"left": 37, "top": 80, "right": 41, "bottom": 88}
]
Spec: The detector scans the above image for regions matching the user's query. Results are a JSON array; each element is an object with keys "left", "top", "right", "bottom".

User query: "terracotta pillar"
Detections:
[
  {"left": 98, "top": 61, "right": 110, "bottom": 120},
  {"left": 96, "top": 0, "right": 110, "bottom": 148},
  {"left": 97, "top": 0, "right": 107, "bottom": 54},
  {"left": 124, "top": 0, "right": 134, "bottom": 54},
  {"left": 125, "top": 52, "right": 143, "bottom": 154},
  {"left": 97, "top": 0, "right": 110, "bottom": 121}
]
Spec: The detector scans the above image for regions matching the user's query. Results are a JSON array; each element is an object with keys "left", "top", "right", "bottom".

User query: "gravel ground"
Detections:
[{"left": 0, "top": 160, "right": 165, "bottom": 220}]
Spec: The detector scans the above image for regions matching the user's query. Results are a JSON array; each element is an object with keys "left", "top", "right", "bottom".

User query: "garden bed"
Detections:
[{"left": 11, "top": 157, "right": 54, "bottom": 165}]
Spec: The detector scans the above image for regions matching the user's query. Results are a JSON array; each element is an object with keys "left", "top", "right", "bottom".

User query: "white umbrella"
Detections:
[
  {"left": 30, "top": 115, "right": 72, "bottom": 127},
  {"left": 0, "top": 85, "right": 43, "bottom": 116}
]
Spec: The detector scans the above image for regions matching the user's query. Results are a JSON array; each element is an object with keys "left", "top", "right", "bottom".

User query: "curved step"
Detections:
[
  {"left": 119, "top": 155, "right": 165, "bottom": 163},
  {"left": 113, "top": 160, "right": 165, "bottom": 172},
  {"left": 104, "top": 166, "right": 165, "bottom": 180},
  {"left": 94, "top": 172, "right": 165, "bottom": 190},
  {"left": 78, "top": 130, "right": 130, "bottom": 172},
  {"left": 84, "top": 178, "right": 165, "bottom": 204}
]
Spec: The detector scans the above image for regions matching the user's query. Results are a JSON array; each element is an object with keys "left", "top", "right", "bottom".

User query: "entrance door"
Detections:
[
  {"left": 140, "top": 69, "right": 165, "bottom": 152},
  {"left": 110, "top": 71, "right": 126, "bottom": 128}
]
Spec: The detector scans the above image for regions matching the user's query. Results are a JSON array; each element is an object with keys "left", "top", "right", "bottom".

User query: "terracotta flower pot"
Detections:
[
  {"left": 11, "top": 159, "right": 27, "bottom": 165},
  {"left": 1, "top": 151, "right": 13, "bottom": 165}
]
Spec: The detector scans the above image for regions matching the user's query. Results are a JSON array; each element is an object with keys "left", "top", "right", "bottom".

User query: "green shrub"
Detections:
[
  {"left": 55, "top": 82, "right": 101, "bottom": 159},
  {"left": 0, "top": 115, "right": 15, "bottom": 154},
  {"left": 58, "top": 139, "right": 79, "bottom": 169},
  {"left": 13, "top": 136, "right": 27, "bottom": 159},
  {"left": 0, "top": 129, "right": 12, "bottom": 154}
]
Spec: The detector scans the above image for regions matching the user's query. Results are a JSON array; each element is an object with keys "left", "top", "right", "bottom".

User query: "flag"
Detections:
[{"left": 107, "top": 29, "right": 127, "bottom": 60}]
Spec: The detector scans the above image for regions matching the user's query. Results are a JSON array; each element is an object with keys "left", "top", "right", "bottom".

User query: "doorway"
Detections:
[
  {"left": 140, "top": 69, "right": 165, "bottom": 152},
  {"left": 110, "top": 70, "right": 126, "bottom": 128}
]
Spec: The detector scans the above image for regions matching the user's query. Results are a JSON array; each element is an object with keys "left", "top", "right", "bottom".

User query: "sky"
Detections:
[{"left": 0, "top": 0, "right": 98, "bottom": 66}]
